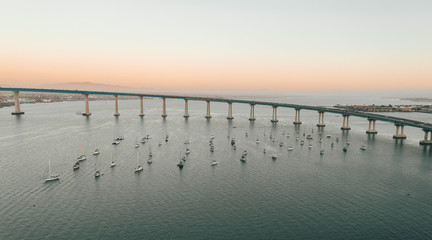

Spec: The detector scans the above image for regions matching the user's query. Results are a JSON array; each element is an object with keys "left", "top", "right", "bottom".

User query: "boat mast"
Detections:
[{"left": 48, "top": 160, "right": 51, "bottom": 177}]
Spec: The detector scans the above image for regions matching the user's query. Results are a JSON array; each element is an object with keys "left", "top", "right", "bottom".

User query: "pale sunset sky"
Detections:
[{"left": 0, "top": 0, "right": 431, "bottom": 91}]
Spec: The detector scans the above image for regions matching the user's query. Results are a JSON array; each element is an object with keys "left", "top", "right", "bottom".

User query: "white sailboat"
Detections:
[
  {"left": 148, "top": 145, "right": 153, "bottom": 157},
  {"left": 45, "top": 160, "right": 59, "bottom": 182},
  {"left": 110, "top": 151, "right": 116, "bottom": 167},
  {"left": 135, "top": 149, "right": 143, "bottom": 173},
  {"left": 94, "top": 156, "right": 101, "bottom": 178}
]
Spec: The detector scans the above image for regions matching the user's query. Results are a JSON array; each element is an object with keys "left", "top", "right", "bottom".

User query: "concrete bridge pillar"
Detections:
[
  {"left": 271, "top": 106, "right": 278, "bottom": 123},
  {"left": 393, "top": 124, "right": 407, "bottom": 139},
  {"left": 82, "top": 94, "right": 91, "bottom": 116},
  {"left": 420, "top": 130, "right": 432, "bottom": 145},
  {"left": 205, "top": 101, "right": 211, "bottom": 119},
  {"left": 139, "top": 96, "right": 144, "bottom": 117},
  {"left": 227, "top": 102, "right": 234, "bottom": 120},
  {"left": 293, "top": 108, "right": 302, "bottom": 125},
  {"left": 114, "top": 95, "right": 120, "bottom": 116},
  {"left": 249, "top": 104, "right": 256, "bottom": 121},
  {"left": 341, "top": 114, "right": 351, "bottom": 130},
  {"left": 366, "top": 119, "right": 377, "bottom": 134},
  {"left": 317, "top": 112, "right": 325, "bottom": 127},
  {"left": 184, "top": 99, "right": 189, "bottom": 118},
  {"left": 11, "top": 91, "right": 24, "bottom": 115},
  {"left": 161, "top": 98, "right": 167, "bottom": 118}
]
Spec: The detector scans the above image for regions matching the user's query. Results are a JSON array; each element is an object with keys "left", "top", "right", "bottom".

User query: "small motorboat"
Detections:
[
  {"left": 300, "top": 140, "right": 304, "bottom": 145},
  {"left": 240, "top": 156, "right": 246, "bottom": 162},
  {"left": 327, "top": 135, "right": 331, "bottom": 138},
  {"left": 211, "top": 160, "right": 218, "bottom": 166},
  {"left": 135, "top": 165, "right": 143, "bottom": 173},
  {"left": 231, "top": 138, "right": 235, "bottom": 145},
  {"left": 287, "top": 147, "right": 293, "bottom": 151},
  {"left": 93, "top": 149, "right": 100, "bottom": 155},
  {"left": 308, "top": 144, "right": 312, "bottom": 149},
  {"left": 141, "top": 138, "right": 146, "bottom": 144},
  {"left": 110, "top": 161, "right": 116, "bottom": 167},
  {"left": 256, "top": 139, "right": 260, "bottom": 144},
  {"left": 331, "top": 143, "right": 334, "bottom": 148},
  {"left": 73, "top": 161, "right": 80, "bottom": 170},
  {"left": 320, "top": 149, "right": 324, "bottom": 155},
  {"left": 232, "top": 145, "right": 237, "bottom": 150},
  {"left": 112, "top": 141, "right": 120, "bottom": 145},
  {"left": 336, "top": 137, "right": 339, "bottom": 142},
  {"left": 272, "top": 154, "right": 277, "bottom": 160},
  {"left": 95, "top": 170, "right": 101, "bottom": 178},
  {"left": 158, "top": 142, "right": 162, "bottom": 147},
  {"left": 360, "top": 145, "right": 367, "bottom": 150},
  {"left": 343, "top": 147, "right": 347, "bottom": 152},
  {"left": 147, "top": 158, "right": 152, "bottom": 164},
  {"left": 186, "top": 148, "right": 190, "bottom": 154},
  {"left": 177, "top": 161, "right": 184, "bottom": 169},
  {"left": 135, "top": 143, "right": 140, "bottom": 148},
  {"left": 165, "top": 135, "right": 169, "bottom": 142},
  {"left": 306, "top": 135, "right": 313, "bottom": 140},
  {"left": 279, "top": 142, "right": 283, "bottom": 147},
  {"left": 242, "top": 150, "right": 247, "bottom": 156},
  {"left": 77, "top": 155, "right": 87, "bottom": 161}
]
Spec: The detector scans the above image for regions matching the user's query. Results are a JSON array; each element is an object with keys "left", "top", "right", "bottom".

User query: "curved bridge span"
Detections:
[{"left": 1, "top": 87, "right": 432, "bottom": 145}]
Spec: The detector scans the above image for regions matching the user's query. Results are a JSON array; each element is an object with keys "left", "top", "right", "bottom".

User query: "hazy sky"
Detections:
[{"left": 1, "top": 0, "right": 431, "bottom": 90}]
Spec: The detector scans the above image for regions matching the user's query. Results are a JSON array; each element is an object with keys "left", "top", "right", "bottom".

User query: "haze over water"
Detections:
[{"left": 1, "top": 95, "right": 431, "bottom": 239}]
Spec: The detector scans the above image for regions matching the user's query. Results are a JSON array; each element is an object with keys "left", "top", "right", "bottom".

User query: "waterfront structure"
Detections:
[{"left": 1, "top": 87, "right": 432, "bottom": 145}]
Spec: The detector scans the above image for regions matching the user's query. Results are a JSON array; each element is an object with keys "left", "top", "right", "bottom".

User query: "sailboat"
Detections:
[
  {"left": 148, "top": 145, "right": 153, "bottom": 157},
  {"left": 73, "top": 149, "right": 80, "bottom": 170},
  {"left": 135, "top": 149, "right": 143, "bottom": 173},
  {"left": 110, "top": 151, "right": 116, "bottom": 167},
  {"left": 94, "top": 156, "right": 101, "bottom": 178},
  {"left": 93, "top": 147, "right": 100, "bottom": 155},
  {"left": 45, "top": 160, "right": 59, "bottom": 182},
  {"left": 77, "top": 140, "right": 87, "bottom": 161}
]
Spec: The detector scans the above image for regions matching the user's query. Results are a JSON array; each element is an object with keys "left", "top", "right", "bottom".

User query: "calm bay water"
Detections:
[{"left": 1, "top": 95, "right": 431, "bottom": 239}]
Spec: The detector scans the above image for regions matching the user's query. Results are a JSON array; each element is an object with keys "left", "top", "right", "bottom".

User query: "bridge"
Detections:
[{"left": 1, "top": 87, "right": 432, "bottom": 145}]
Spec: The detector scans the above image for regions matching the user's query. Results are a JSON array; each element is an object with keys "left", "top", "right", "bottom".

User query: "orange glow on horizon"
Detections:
[{"left": 1, "top": 53, "right": 431, "bottom": 91}]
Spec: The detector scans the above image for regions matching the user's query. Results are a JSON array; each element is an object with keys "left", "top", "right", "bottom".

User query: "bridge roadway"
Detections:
[{"left": 1, "top": 87, "right": 432, "bottom": 132}]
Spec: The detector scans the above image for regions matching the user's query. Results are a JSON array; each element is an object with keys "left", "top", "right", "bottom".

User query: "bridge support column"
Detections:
[
  {"left": 205, "top": 101, "right": 211, "bottom": 119},
  {"left": 366, "top": 119, "right": 377, "bottom": 134},
  {"left": 114, "top": 95, "right": 120, "bottom": 116},
  {"left": 341, "top": 114, "right": 351, "bottom": 130},
  {"left": 393, "top": 124, "right": 406, "bottom": 139},
  {"left": 271, "top": 106, "right": 278, "bottom": 123},
  {"left": 293, "top": 108, "right": 302, "bottom": 125},
  {"left": 420, "top": 130, "right": 432, "bottom": 145},
  {"left": 82, "top": 94, "right": 91, "bottom": 116},
  {"left": 11, "top": 91, "right": 24, "bottom": 115},
  {"left": 317, "top": 112, "right": 325, "bottom": 127},
  {"left": 249, "top": 104, "right": 256, "bottom": 121},
  {"left": 184, "top": 99, "right": 189, "bottom": 118},
  {"left": 139, "top": 96, "right": 144, "bottom": 117},
  {"left": 161, "top": 98, "right": 167, "bottom": 118},
  {"left": 227, "top": 102, "right": 233, "bottom": 120}
]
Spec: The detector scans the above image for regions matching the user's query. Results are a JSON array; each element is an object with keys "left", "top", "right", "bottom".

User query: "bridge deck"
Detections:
[{"left": 1, "top": 87, "right": 431, "bottom": 131}]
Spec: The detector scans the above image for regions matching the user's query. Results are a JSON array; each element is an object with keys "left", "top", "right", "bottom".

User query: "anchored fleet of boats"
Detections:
[{"left": 44, "top": 128, "right": 367, "bottom": 183}]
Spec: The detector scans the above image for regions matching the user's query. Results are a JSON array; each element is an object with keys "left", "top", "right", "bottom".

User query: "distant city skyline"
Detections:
[{"left": 1, "top": 0, "right": 431, "bottom": 90}]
